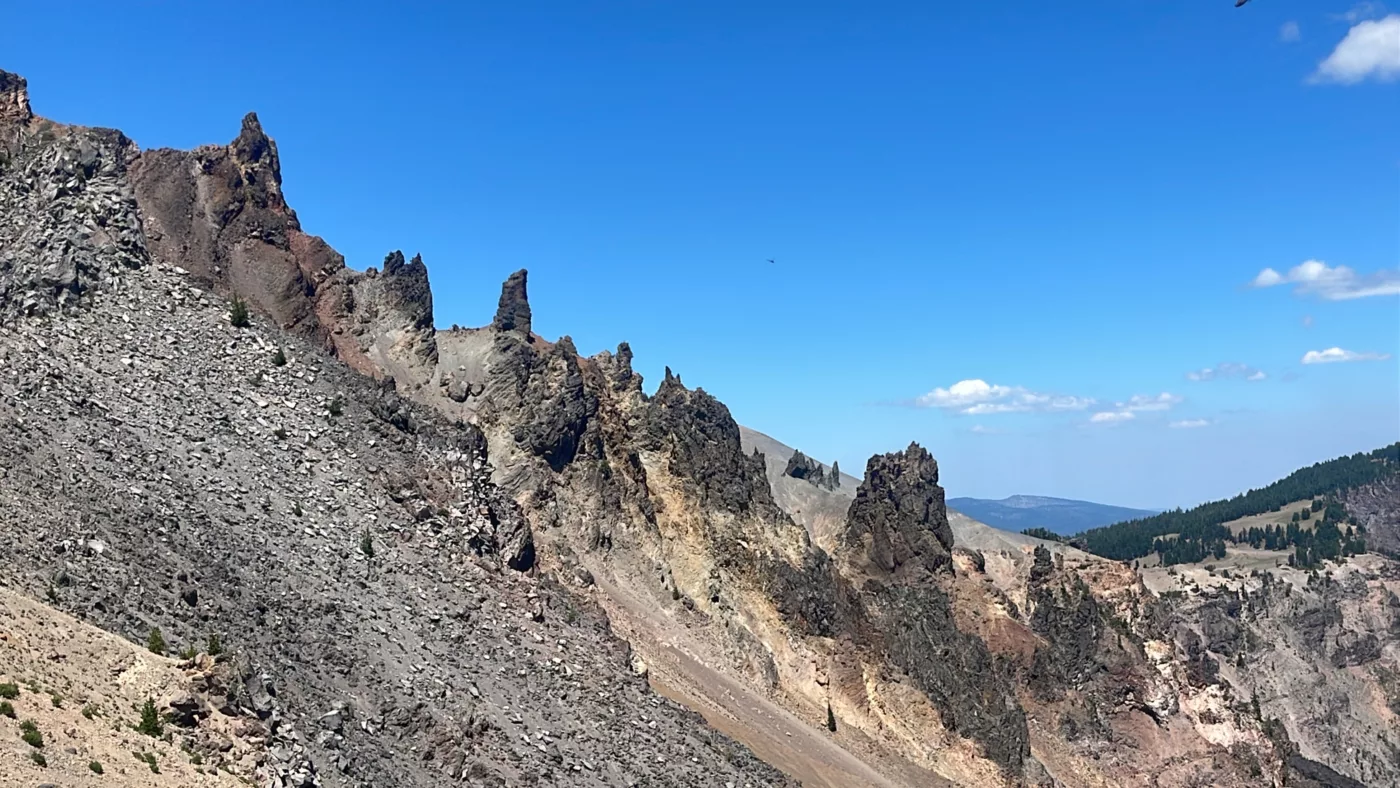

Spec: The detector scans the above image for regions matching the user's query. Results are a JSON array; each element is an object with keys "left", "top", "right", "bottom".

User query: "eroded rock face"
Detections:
[
  {"left": 843, "top": 442, "right": 954, "bottom": 578},
  {"left": 644, "top": 369, "right": 780, "bottom": 517},
  {"left": 132, "top": 112, "right": 346, "bottom": 339},
  {"left": 783, "top": 449, "right": 833, "bottom": 489},
  {"left": 493, "top": 268, "right": 531, "bottom": 334},
  {"left": 0, "top": 79, "right": 144, "bottom": 317}
]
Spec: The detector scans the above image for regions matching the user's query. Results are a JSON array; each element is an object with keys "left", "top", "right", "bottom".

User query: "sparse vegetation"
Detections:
[
  {"left": 826, "top": 702, "right": 837, "bottom": 732},
  {"left": 328, "top": 396, "right": 344, "bottom": 418},
  {"left": 0, "top": 681, "right": 19, "bottom": 699},
  {"left": 229, "top": 295, "right": 250, "bottom": 327},
  {"left": 29, "top": 750, "right": 46, "bottom": 767},
  {"left": 19, "top": 719, "right": 44, "bottom": 747},
  {"left": 136, "top": 750, "right": 160, "bottom": 773},
  {"left": 89, "top": 760, "right": 104, "bottom": 774},
  {"left": 180, "top": 643, "right": 198, "bottom": 660},
  {"left": 49, "top": 692, "right": 62, "bottom": 707},
  {"left": 272, "top": 346, "right": 287, "bottom": 366},
  {"left": 207, "top": 632, "right": 223, "bottom": 656},
  {"left": 82, "top": 703, "right": 98, "bottom": 719},
  {"left": 292, "top": 501, "right": 303, "bottom": 517},
  {"left": 137, "top": 697, "right": 164, "bottom": 737},
  {"left": 0, "top": 700, "right": 13, "bottom": 718},
  {"left": 360, "top": 528, "right": 375, "bottom": 560},
  {"left": 147, "top": 626, "right": 167, "bottom": 655}
]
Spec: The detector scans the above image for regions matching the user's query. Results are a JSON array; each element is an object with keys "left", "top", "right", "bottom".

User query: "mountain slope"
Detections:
[
  {"left": 1, "top": 67, "right": 1394, "bottom": 788},
  {"left": 948, "top": 495, "right": 1159, "bottom": 537}
]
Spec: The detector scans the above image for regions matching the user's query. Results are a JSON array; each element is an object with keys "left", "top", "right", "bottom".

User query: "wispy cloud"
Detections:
[
  {"left": 1186, "top": 362, "right": 1266, "bottom": 382},
  {"left": 914, "top": 379, "right": 1095, "bottom": 415},
  {"left": 1120, "top": 393, "right": 1183, "bottom": 412},
  {"left": 1302, "top": 315, "right": 1315, "bottom": 328},
  {"left": 1170, "top": 419, "right": 1211, "bottom": 429},
  {"left": 969, "top": 424, "right": 1004, "bottom": 435},
  {"left": 1333, "top": 2, "right": 1385, "bottom": 23},
  {"left": 1311, "top": 14, "right": 1400, "bottom": 84},
  {"left": 1280, "top": 21, "right": 1302, "bottom": 42},
  {"left": 1301, "top": 347, "right": 1392, "bottom": 364},
  {"left": 1250, "top": 260, "right": 1400, "bottom": 300},
  {"left": 1088, "top": 393, "right": 1182, "bottom": 425}
]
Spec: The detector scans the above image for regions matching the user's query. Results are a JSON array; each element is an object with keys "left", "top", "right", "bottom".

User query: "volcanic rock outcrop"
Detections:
[{"left": 1, "top": 66, "right": 1394, "bottom": 788}]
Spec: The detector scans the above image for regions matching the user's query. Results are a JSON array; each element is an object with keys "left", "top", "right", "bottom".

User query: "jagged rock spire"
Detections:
[
  {"left": 830, "top": 460, "right": 841, "bottom": 488},
  {"left": 844, "top": 441, "right": 953, "bottom": 577},
  {"left": 0, "top": 70, "right": 32, "bottom": 127},
  {"left": 494, "top": 269, "right": 531, "bottom": 335}
]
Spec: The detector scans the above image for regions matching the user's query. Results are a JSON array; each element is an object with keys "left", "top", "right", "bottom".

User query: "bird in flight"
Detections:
[
  {"left": 1235, "top": 0, "right": 1251, "bottom": 6},
  {"left": 766, "top": 259, "right": 775, "bottom": 264}
]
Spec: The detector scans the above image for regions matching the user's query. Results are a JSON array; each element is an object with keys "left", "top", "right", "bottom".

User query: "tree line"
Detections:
[{"left": 1076, "top": 442, "right": 1396, "bottom": 563}]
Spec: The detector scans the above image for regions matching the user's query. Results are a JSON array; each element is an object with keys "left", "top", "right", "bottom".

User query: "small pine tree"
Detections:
[
  {"left": 826, "top": 702, "right": 837, "bottom": 732},
  {"left": 360, "top": 528, "right": 374, "bottom": 560},
  {"left": 147, "top": 627, "right": 166, "bottom": 656},
  {"left": 206, "top": 632, "right": 223, "bottom": 656},
  {"left": 229, "top": 295, "right": 250, "bottom": 328},
  {"left": 328, "top": 396, "right": 344, "bottom": 418},
  {"left": 137, "top": 697, "right": 164, "bottom": 738},
  {"left": 271, "top": 347, "right": 287, "bottom": 366}
]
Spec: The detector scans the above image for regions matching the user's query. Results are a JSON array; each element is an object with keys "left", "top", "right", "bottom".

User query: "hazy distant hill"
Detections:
[{"left": 946, "top": 495, "right": 1158, "bottom": 537}]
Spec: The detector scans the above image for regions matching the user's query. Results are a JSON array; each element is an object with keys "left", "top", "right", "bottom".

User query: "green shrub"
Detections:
[
  {"left": 328, "top": 396, "right": 344, "bottom": 418},
  {"left": 0, "top": 682, "right": 19, "bottom": 699},
  {"left": 49, "top": 693, "right": 62, "bottom": 708},
  {"left": 180, "top": 644, "right": 198, "bottom": 660},
  {"left": 360, "top": 528, "right": 374, "bottom": 560},
  {"left": 136, "top": 697, "right": 163, "bottom": 738},
  {"left": 0, "top": 701, "right": 13, "bottom": 718},
  {"left": 89, "top": 760, "right": 104, "bottom": 774},
  {"left": 206, "top": 632, "right": 223, "bottom": 656},
  {"left": 272, "top": 347, "right": 287, "bottom": 366},
  {"left": 229, "top": 295, "right": 250, "bottom": 328},
  {"left": 147, "top": 627, "right": 166, "bottom": 656},
  {"left": 29, "top": 750, "right": 46, "bottom": 767},
  {"left": 20, "top": 719, "right": 43, "bottom": 747},
  {"left": 81, "top": 703, "right": 98, "bottom": 720}
]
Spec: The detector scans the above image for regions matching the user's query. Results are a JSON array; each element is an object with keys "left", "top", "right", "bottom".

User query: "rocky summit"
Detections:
[{"left": 1, "top": 67, "right": 1398, "bottom": 788}]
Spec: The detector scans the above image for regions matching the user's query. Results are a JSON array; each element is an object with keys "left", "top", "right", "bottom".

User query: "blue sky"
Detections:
[{"left": 7, "top": 1, "right": 1397, "bottom": 508}]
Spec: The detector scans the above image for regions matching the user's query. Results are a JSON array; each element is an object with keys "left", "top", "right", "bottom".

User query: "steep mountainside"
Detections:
[
  {"left": 948, "top": 496, "right": 1159, "bottom": 537},
  {"left": 1, "top": 68, "right": 1395, "bottom": 787}
]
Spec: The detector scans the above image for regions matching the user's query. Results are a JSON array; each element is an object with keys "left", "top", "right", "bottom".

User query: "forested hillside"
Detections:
[{"left": 1077, "top": 443, "right": 1399, "bottom": 563}]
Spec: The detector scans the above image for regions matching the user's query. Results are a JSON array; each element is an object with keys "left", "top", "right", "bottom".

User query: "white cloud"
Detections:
[
  {"left": 1334, "top": 2, "right": 1385, "bottom": 23},
  {"left": 1250, "top": 260, "right": 1400, "bottom": 300},
  {"left": 1311, "top": 14, "right": 1400, "bottom": 84},
  {"left": 1280, "top": 21, "right": 1302, "bottom": 42},
  {"left": 1186, "top": 362, "right": 1267, "bottom": 382},
  {"left": 1087, "top": 392, "right": 1182, "bottom": 425},
  {"left": 1170, "top": 419, "right": 1211, "bottom": 429},
  {"left": 1301, "top": 347, "right": 1392, "bottom": 364},
  {"left": 1119, "top": 392, "right": 1183, "bottom": 412},
  {"left": 915, "top": 379, "right": 1095, "bottom": 415}
]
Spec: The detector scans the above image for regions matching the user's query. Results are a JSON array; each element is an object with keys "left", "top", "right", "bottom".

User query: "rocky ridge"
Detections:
[
  {"left": 0, "top": 68, "right": 790, "bottom": 788},
  {"left": 2, "top": 66, "right": 1395, "bottom": 788}
]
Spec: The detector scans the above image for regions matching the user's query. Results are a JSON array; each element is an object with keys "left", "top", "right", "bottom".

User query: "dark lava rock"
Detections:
[
  {"left": 843, "top": 442, "right": 953, "bottom": 578},
  {"left": 493, "top": 269, "right": 531, "bottom": 335}
]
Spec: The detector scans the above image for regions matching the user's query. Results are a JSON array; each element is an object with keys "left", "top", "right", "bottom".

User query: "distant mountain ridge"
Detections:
[{"left": 946, "top": 495, "right": 1159, "bottom": 536}]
